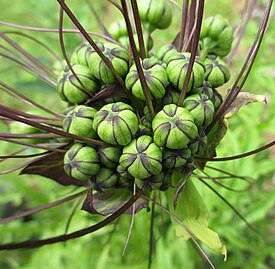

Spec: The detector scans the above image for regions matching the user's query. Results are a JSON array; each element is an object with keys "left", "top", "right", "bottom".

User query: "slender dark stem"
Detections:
[
  {"left": 148, "top": 194, "right": 156, "bottom": 269},
  {"left": 0, "top": 190, "right": 142, "bottom": 250},
  {"left": 178, "top": 0, "right": 204, "bottom": 106},
  {"left": 0, "top": 190, "right": 87, "bottom": 225},
  {"left": 120, "top": 0, "right": 155, "bottom": 118},
  {"left": 0, "top": 152, "right": 48, "bottom": 159},
  {"left": 130, "top": 0, "right": 146, "bottom": 59},
  {"left": 56, "top": 0, "right": 126, "bottom": 89},
  {"left": 195, "top": 140, "right": 275, "bottom": 161},
  {"left": 178, "top": 0, "right": 189, "bottom": 51},
  {"left": 185, "top": 0, "right": 197, "bottom": 52}
]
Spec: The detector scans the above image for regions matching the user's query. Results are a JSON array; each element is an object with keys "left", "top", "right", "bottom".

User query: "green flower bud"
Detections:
[
  {"left": 152, "top": 104, "right": 198, "bottom": 149},
  {"left": 212, "top": 89, "right": 223, "bottom": 110},
  {"left": 138, "top": 0, "right": 173, "bottom": 31},
  {"left": 109, "top": 19, "right": 128, "bottom": 40},
  {"left": 163, "top": 147, "right": 192, "bottom": 169},
  {"left": 159, "top": 86, "right": 180, "bottom": 106},
  {"left": 183, "top": 93, "right": 215, "bottom": 129},
  {"left": 117, "top": 164, "right": 135, "bottom": 180},
  {"left": 71, "top": 42, "right": 93, "bottom": 67},
  {"left": 190, "top": 81, "right": 214, "bottom": 100},
  {"left": 125, "top": 57, "right": 169, "bottom": 100},
  {"left": 63, "top": 105, "right": 98, "bottom": 138},
  {"left": 166, "top": 53, "right": 205, "bottom": 92},
  {"left": 98, "top": 146, "right": 122, "bottom": 168},
  {"left": 93, "top": 102, "right": 139, "bottom": 146},
  {"left": 135, "top": 172, "right": 171, "bottom": 192},
  {"left": 119, "top": 135, "right": 162, "bottom": 180},
  {"left": 91, "top": 167, "right": 118, "bottom": 192},
  {"left": 88, "top": 42, "right": 129, "bottom": 84},
  {"left": 64, "top": 143, "right": 100, "bottom": 181},
  {"left": 117, "top": 175, "right": 134, "bottom": 189},
  {"left": 157, "top": 44, "right": 178, "bottom": 64},
  {"left": 188, "top": 132, "right": 207, "bottom": 155},
  {"left": 118, "top": 34, "right": 154, "bottom": 53},
  {"left": 204, "top": 56, "right": 230, "bottom": 87},
  {"left": 57, "top": 64, "right": 98, "bottom": 104},
  {"left": 200, "top": 15, "right": 233, "bottom": 57}
]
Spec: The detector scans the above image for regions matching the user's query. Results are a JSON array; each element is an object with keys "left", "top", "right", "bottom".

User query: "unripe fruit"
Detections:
[
  {"left": 138, "top": 0, "right": 173, "bottom": 31},
  {"left": 183, "top": 93, "right": 215, "bottom": 129},
  {"left": 160, "top": 86, "right": 180, "bottom": 107},
  {"left": 64, "top": 143, "right": 100, "bottom": 181},
  {"left": 119, "top": 135, "right": 162, "bottom": 180},
  {"left": 152, "top": 104, "right": 198, "bottom": 149},
  {"left": 125, "top": 57, "right": 169, "bottom": 101},
  {"left": 98, "top": 146, "right": 122, "bottom": 168},
  {"left": 188, "top": 132, "right": 208, "bottom": 155},
  {"left": 157, "top": 44, "right": 178, "bottom": 64},
  {"left": 163, "top": 147, "right": 192, "bottom": 169},
  {"left": 63, "top": 105, "right": 98, "bottom": 138},
  {"left": 190, "top": 81, "right": 214, "bottom": 99},
  {"left": 204, "top": 56, "right": 230, "bottom": 87},
  {"left": 93, "top": 102, "right": 139, "bottom": 146},
  {"left": 88, "top": 42, "right": 129, "bottom": 84},
  {"left": 57, "top": 64, "right": 98, "bottom": 104},
  {"left": 71, "top": 42, "right": 93, "bottom": 67},
  {"left": 166, "top": 53, "right": 205, "bottom": 92},
  {"left": 91, "top": 167, "right": 118, "bottom": 192},
  {"left": 200, "top": 15, "right": 233, "bottom": 57}
]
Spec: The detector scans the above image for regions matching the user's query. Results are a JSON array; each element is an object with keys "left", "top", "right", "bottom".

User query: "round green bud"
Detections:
[
  {"left": 135, "top": 172, "right": 171, "bottom": 192},
  {"left": 117, "top": 164, "right": 135, "bottom": 180},
  {"left": 166, "top": 53, "right": 205, "bottom": 92},
  {"left": 204, "top": 56, "right": 230, "bottom": 87},
  {"left": 152, "top": 104, "right": 198, "bottom": 149},
  {"left": 159, "top": 86, "right": 180, "bottom": 107},
  {"left": 98, "top": 146, "right": 122, "bottom": 168},
  {"left": 163, "top": 147, "right": 192, "bottom": 169},
  {"left": 200, "top": 15, "right": 233, "bottom": 57},
  {"left": 157, "top": 44, "right": 178, "bottom": 64},
  {"left": 91, "top": 167, "right": 118, "bottom": 192},
  {"left": 57, "top": 64, "right": 98, "bottom": 104},
  {"left": 71, "top": 42, "right": 93, "bottom": 67},
  {"left": 183, "top": 93, "right": 215, "bottom": 129},
  {"left": 93, "top": 102, "right": 139, "bottom": 146},
  {"left": 63, "top": 105, "right": 98, "bottom": 138},
  {"left": 138, "top": 0, "right": 173, "bottom": 31},
  {"left": 88, "top": 42, "right": 129, "bottom": 84},
  {"left": 119, "top": 135, "right": 162, "bottom": 180},
  {"left": 189, "top": 81, "right": 214, "bottom": 99},
  {"left": 212, "top": 89, "right": 223, "bottom": 110},
  {"left": 64, "top": 143, "right": 100, "bottom": 181},
  {"left": 119, "top": 34, "right": 154, "bottom": 53},
  {"left": 109, "top": 19, "right": 128, "bottom": 40},
  {"left": 188, "top": 132, "right": 207, "bottom": 155},
  {"left": 125, "top": 57, "right": 169, "bottom": 100}
]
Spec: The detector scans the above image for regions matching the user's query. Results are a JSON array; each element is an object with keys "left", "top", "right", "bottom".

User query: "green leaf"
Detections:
[{"left": 167, "top": 177, "right": 227, "bottom": 259}]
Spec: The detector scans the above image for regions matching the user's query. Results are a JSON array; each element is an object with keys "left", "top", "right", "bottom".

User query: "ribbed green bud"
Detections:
[
  {"left": 212, "top": 89, "right": 223, "bottom": 110},
  {"left": 204, "top": 56, "right": 230, "bottom": 87},
  {"left": 63, "top": 105, "right": 97, "bottom": 138},
  {"left": 109, "top": 20, "right": 128, "bottom": 40},
  {"left": 118, "top": 34, "right": 154, "bottom": 53},
  {"left": 125, "top": 57, "right": 169, "bottom": 100},
  {"left": 119, "top": 135, "right": 162, "bottom": 180},
  {"left": 152, "top": 104, "right": 198, "bottom": 149},
  {"left": 188, "top": 132, "right": 207, "bottom": 155},
  {"left": 190, "top": 81, "right": 214, "bottom": 99},
  {"left": 183, "top": 93, "right": 215, "bottom": 129},
  {"left": 93, "top": 102, "right": 139, "bottom": 146},
  {"left": 88, "top": 42, "right": 129, "bottom": 84},
  {"left": 138, "top": 0, "right": 173, "bottom": 31},
  {"left": 166, "top": 53, "right": 205, "bottom": 92},
  {"left": 71, "top": 42, "right": 93, "bottom": 67},
  {"left": 163, "top": 147, "right": 192, "bottom": 169},
  {"left": 64, "top": 143, "right": 100, "bottom": 181},
  {"left": 157, "top": 44, "right": 178, "bottom": 64},
  {"left": 98, "top": 146, "right": 122, "bottom": 168},
  {"left": 160, "top": 86, "right": 180, "bottom": 106},
  {"left": 91, "top": 167, "right": 118, "bottom": 192},
  {"left": 117, "top": 164, "right": 135, "bottom": 180},
  {"left": 57, "top": 64, "right": 98, "bottom": 104},
  {"left": 135, "top": 172, "right": 171, "bottom": 191},
  {"left": 200, "top": 15, "right": 233, "bottom": 57}
]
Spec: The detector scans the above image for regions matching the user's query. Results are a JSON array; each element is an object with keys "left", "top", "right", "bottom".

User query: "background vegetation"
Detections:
[{"left": 0, "top": 1, "right": 274, "bottom": 268}]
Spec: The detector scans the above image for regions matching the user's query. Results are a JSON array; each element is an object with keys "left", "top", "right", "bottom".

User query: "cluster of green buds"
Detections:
[{"left": 55, "top": 0, "right": 234, "bottom": 194}]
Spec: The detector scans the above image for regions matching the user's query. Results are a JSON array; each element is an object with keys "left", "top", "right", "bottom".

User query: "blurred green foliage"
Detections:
[{"left": 0, "top": 1, "right": 274, "bottom": 269}]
